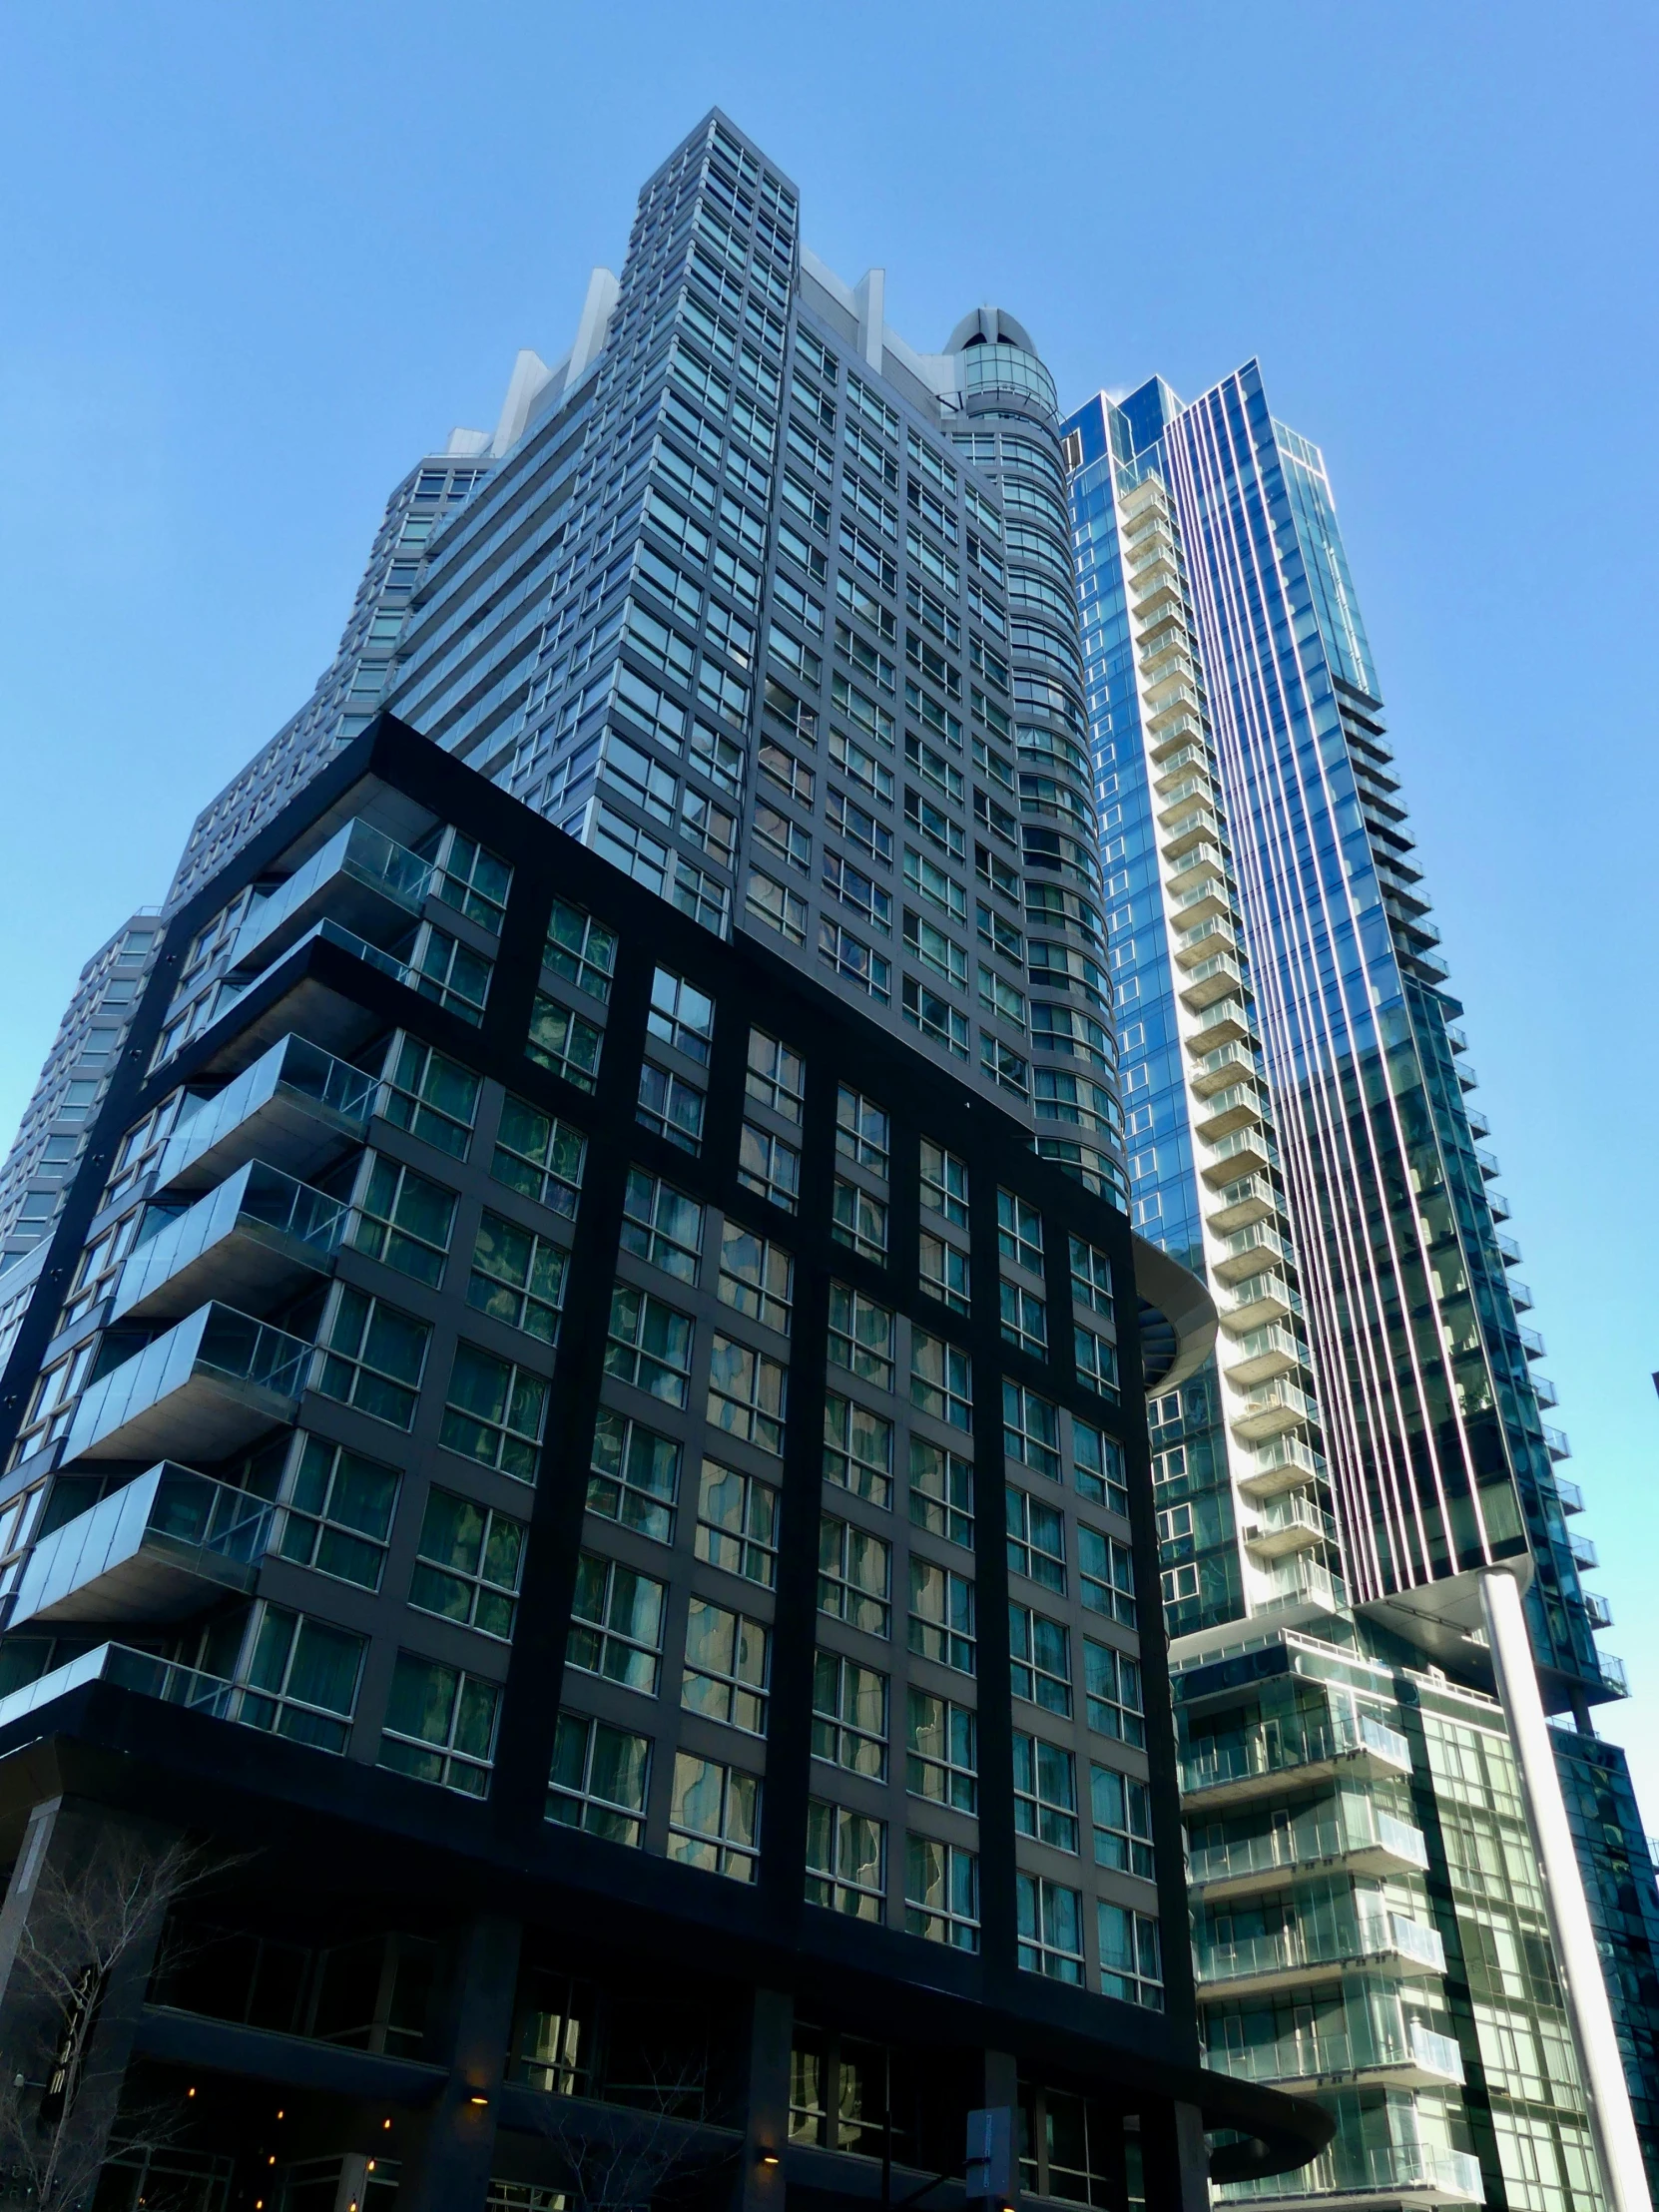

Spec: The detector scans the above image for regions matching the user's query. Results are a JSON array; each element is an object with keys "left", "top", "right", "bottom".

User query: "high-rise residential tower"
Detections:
[
  {"left": 1063, "top": 378, "right": 1657, "bottom": 2212},
  {"left": 0, "top": 114, "right": 1315, "bottom": 2212}
]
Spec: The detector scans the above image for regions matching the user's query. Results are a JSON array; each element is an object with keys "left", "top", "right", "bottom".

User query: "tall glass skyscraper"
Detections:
[{"left": 1062, "top": 374, "right": 1657, "bottom": 2212}]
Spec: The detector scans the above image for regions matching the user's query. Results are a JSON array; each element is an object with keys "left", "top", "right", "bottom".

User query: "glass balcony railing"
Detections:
[
  {"left": 1215, "top": 2140, "right": 1483, "bottom": 2205},
  {"left": 1194, "top": 1912, "right": 1444, "bottom": 1986},
  {"left": 157, "top": 1035, "right": 377, "bottom": 1195},
  {"left": 1554, "top": 1474, "right": 1584, "bottom": 1514},
  {"left": 212, "top": 917, "right": 409, "bottom": 1027},
  {"left": 1182, "top": 1708, "right": 1409, "bottom": 1798},
  {"left": 65, "top": 1304, "right": 311, "bottom": 1463},
  {"left": 1206, "top": 2016, "right": 1462, "bottom": 2089},
  {"left": 9, "top": 1464, "right": 272, "bottom": 1628},
  {"left": 113, "top": 1161, "right": 345, "bottom": 1322},
  {"left": 1262, "top": 1553, "right": 1349, "bottom": 1614},
  {"left": 0, "top": 1643, "right": 240, "bottom": 1736},
  {"left": 1189, "top": 1810, "right": 1428, "bottom": 1889},
  {"left": 230, "top": 820, "right": 435, "bottom": 978}
]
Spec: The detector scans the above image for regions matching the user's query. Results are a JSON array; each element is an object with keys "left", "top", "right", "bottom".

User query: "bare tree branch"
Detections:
[{"left": 0, "top": 1831, "right": 249, "bottom": 2212}]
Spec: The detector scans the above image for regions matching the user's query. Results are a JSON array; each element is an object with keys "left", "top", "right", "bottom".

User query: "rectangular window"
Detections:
[
  {"left": 830, "top": 1179, "right": 888, "bottom": 1263},
  {"left": 1098, "top": 1904, "right": 1163, "bottom": 2009},
  {"left": 904, "top": 846, "right": 966, "bottom": 923},
  {"left": 648, "top": 967, "right": 716, "bottom": 1062},
  {"left": 468, "top": 1212, "right": 566, "bottom": 1344},
  {"left": 697, "top": 1458, "right": 779, "bottom": 1587},
  {"left": 637, "top": 1059, "right": 706, "bottom": 1153},
  {"left": 682, "top": 1600, "right": 770, "bottom": 1734},
  {"left": 746, "top": 1028, "right": 805, "bottom": 1122},
  {"left": 1017, "top": 1874, "right": 1084, "bottom": 1984},
  {"left": 1091, "top": 1765, "right": 1155, "bottom": 1881},
  {"left": 708, "top": 1335, "right": 788, "bottom": 1456},
  {"left": 819, "top": 917, "right": 891, "bottom": 1003},
  {"left": 902, "top": 906, "right": 967, "bottom": 994},
  {"left": 412, "top": 924, "right": 491, "bottom": 1023},
  {"left": 1000, "top": 1280, "right": 1048, "bottom": 1360},
  {"left": 1084, "top": 1638, "right": 1145, "bottom": 1748},
  {"left": 739, "top": 1121, "right": 801, "bottom": 1212},
  {"left": 901, "top": 974, "right": 969, "bottom": 1059},
  {"left": 567, "top": 1552, "right": 666, "bottom": 1694},
  {"left": 1069, "top": 1236, "right": 1115, "bottom": 1320},
  {"left": 382, "top": 1036, "right": 479, "bottom": 1158},
  {"left": 410, "top": 1486, "right": 524, "bottom": 1640},
  {"left": 1079, "top": 1524, "right": 1137, "bottom": 1627},
  {"left": 441, "top": 1342, "right": 549, "bottom": 1480},
  {"left": 834, "top": 1087, "right": 889, "bottom": 1177},
  {"left": 605, "top": 1283, "right": 695, "bottom": 1407},
  {"left": 314, "top": 1287, "right": 429, "bottom": 1430},
  {"left": 919, "top": 1139, "right": 969, "bottom": 1227},
  {"left": 818, "top": 1515, "right": 891, "bottom": 1636},
  {"left": 276, "top": 1435, "right": 399, "bottom": 1590},
  {"left": 760, "top": 738, "right": 816, "bottom": 811},
  {"left": 1074, "top": 1418, "right": 1128, "bottom": 1517},
  {"left": 830, "top": 728, "right": 893, "bottom": 802},
  {"left": 589, "top": 1409, "right": 681, "bottom": 1545},
  {"left": 669, "top": 1754, "right": 761, "bottom": 1882},
  {"left": 719, "top": 1222, "right": 794, "bottom": 1335},
  {"left": 492, "top": 1094, "right": 586, "bottom": 1218},
  {"left": 805, "top": 1802, "right": 886, "bottom": 1920},
  {"left": 1014, "top": 1731, "right": 1079, "bottom": 1852},
  {"left": 828, "top": 1283, "right": 894, "bottom": 1391},
  {"left": 620, "top": 1169, "right": 704, "bottom": 1285},
  {"left": 1006, "top": 1488, "right": 1066, "bottom": 1594},
  {"left": 908, "top": 1558, "right": 975, "bottom": 1673},
  {"left": 812, "top": 1651, "right": 888, "bottom": 1779},
  {"left": 918, "top": 1232, "right": 970, "bottom": 1315},
  {"left": 908, "top": 1438, "right": 973, "bottom": 1550},
  {"left": 823, "top": 850, "right": 891, "bottom": 936},
  {"left": 997, "top": 1189, "right": 1044, "bottom": 1271},
  {"left": 745, "top": 866, "right": 808, "bottom": 945},
  {"left": 379, "top": 1652, "right": 499, "bottom": 1798},
  {"left": 906, "top": 1689, "right": 976, "bottom": 1812},
  {"left": 546, "top": 1712, "right": 649, "bottom": 1844},
  {"left": 1074, "top": 1324, "right": 1119, "bottom": 1401},
  {"left": 544, "top": 897, "right": 618, "bottom": 1002},
  {"left": 911, "top": 1331, "right": 972, "bottom": 1430},
  {"left": 755, "top": 800, "right": 812, "bottom": 875},
  {"left": 1003, "top": 1382, "right": 1061, "bottom": 1478},
  {"left": 905, "top": 1837, "right": 978, "bottom": 1951},
  {"left": 1010, "top": 1603, "right": 1071, "bottom": 1716},
  {"left": 236, "top": 1605, "right": 364, "bottom": 1754},
  {"left": 352, "top": 1156, "right": 456, "bottom": 1288},
  {"left": 824, "top": 1394, "right": 893, "bottom": 1508},
  {"left": 527, "top": 995, "right": 603, "bottom": 1092}
]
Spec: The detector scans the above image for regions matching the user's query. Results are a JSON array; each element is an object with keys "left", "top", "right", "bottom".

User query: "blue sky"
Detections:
[{"left": 3, "top": 1, "right": 1657, "bottom": 1806}]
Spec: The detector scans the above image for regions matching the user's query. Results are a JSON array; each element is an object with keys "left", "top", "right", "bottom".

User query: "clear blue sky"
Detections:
[{"left": 3, "top": 2, "right": 1656, "bottom": 1807}]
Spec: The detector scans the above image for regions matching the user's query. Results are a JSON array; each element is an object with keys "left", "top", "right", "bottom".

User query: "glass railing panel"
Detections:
[
  {"left": 114, "top": 1164, "right": 344, "bottom": 1317},
  {"left": 66, "top": 1305, "right": 311, "bottom": 1458},
  {"left": 212, "top": 917, "right": 412, "bottom": 1026},
  {"left": 156, "top": 1037, "right": 377, "bottom": 1190},
  {"left": 231, "top": 822, "right": 434, "bottom": 975}
]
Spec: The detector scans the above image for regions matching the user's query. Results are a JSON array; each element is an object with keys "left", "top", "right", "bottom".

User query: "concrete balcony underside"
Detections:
[{"left": 1182, "top": 1741, "right": 1411, "bottom": 1813}]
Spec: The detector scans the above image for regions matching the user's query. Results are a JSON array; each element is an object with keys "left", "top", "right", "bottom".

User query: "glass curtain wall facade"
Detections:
[{"left": 1062, "top": 379, "right": 1659, "bottom": 2212}]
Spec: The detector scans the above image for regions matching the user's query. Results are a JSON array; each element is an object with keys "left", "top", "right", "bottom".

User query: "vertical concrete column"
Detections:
[
  {"left": 738, "top": 1987, "right": 792, "bottom": 2212},
  {"left": 1480, "top": 1569, "right": 1653, "bottom": 2212},
  {"left": 1138, "top": 2100, "right": 1208, "bottom": 2212},
  {"left": 398, "top": 1912, "right": 523, "bottom": 2212}
]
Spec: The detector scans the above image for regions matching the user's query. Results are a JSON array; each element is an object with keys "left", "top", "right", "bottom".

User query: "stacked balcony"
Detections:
[
  {"left": 1214, "top": 2139, "right": 1483, "bottom": 2208},
  {"left": 8, "top": 1464, "right": 272, "bottom": 1628},
  {"left": 1126, "top": 473, "right": 1336, "bottom": 1627},
  {"left": 64, "top": 1304, "right": 311, "bottom": 1464},
  {"left": 1206, "top": 2014, "right": 1464, "bottom": 2096},
  {"left": 1193, "top": 1910, "right": 1444, "bottom": 1998},
  {"left": 1189, "top": 1807, "right": 1429, "bottom": 1903},
  {"left": 156, "top": 1035, "right": 378, "bottom": 1199},
  {"left": 113, "top": 1161, "right": 345, "bottom": 1324},
  {"left": 1181, "top": 1706, "right": 1412, "bottom": 1811}
]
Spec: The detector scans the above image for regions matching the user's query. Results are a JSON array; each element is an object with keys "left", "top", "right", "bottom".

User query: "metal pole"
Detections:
[{"left": 1479, "top": 1569, "right": 1652, "bottom": 2212}]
